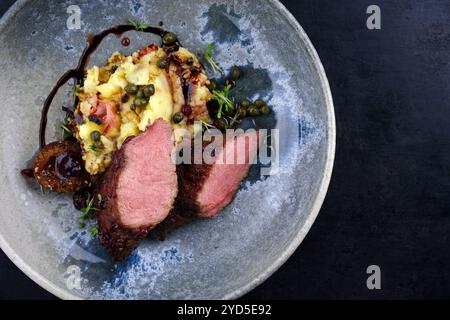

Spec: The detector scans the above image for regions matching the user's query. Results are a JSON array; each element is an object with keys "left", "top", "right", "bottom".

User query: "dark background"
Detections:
[{"left": 1, "top": 0, "right": 449, "bottom": 300}]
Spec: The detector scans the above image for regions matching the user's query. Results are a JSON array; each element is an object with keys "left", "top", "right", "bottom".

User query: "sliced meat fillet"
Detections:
[
  {"left": 96, "top": 119, "right": 177, "bottom": 260},
  {"left": 150, "top": 130, "right": 260, "bottom": 240}
]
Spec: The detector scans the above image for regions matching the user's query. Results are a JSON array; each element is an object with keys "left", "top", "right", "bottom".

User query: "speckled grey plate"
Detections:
[{"left": 0, "top": 0, "right": 335, "bottom": 299}]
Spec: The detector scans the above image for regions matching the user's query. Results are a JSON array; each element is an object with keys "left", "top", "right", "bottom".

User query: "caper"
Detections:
[
  {"left": 157, "top": 59, "right": 168, "bottom": 69},
  {"left": 134, "top": 98, "right": 148, "bottom": 108},
  {"left": 136, "top": 88, "right": 145, "bottom": 98},
  {"left": 143, "top": 84, "right": 155, "bottom": 98},
  {"left": 94, "top": 140, "right": 104, "bottom": 149},
  {"left": 248, "top": 106, "right": 260, "bottom": 117},
  {"left": 125, "top": 84, "right": 139, "bottom": 95},
  {"left": 162, "top": 32, "right": 177, "bottom": 45},
  {"left": 255, "top": 99, "right": 267, "bottom": 108},
  {"left": 237, "top": 108, "right": 247, "bottom": 118},
  {"left": 207, "top": 81, "right": 217, "bottom": 92},
  {"left": 90, "top": 130, "right": 101, "bottom": 142},
  {"left": 230, "top": 66, "right": 242, "bottom": 81},
  {"left": 240, "top": 99, "right": 251, "bottom": 108},
  {"left": 260, "top": 105, "right": 271, "bottom": 115},
  {"left": 172, "top": 112, "right": 184, "bottom": 124}
]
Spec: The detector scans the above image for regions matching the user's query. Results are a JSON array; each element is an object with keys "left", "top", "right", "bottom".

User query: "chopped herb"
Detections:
[
  {"left": 72, "top": 84, "right": 81, "bottom": 98},
  {"left": 80, "top": 194, "right": 99, "bottom": 222},
  {"left": 90, "top": 225, "right": 99, "bottom": 237},
  {"left": 79, "top": 221, "right": 86, "bottom": 229},
  {"left": 228, "top": 107, "right": 243, "bottom": 128},
  {"left": 128, "top": 19, "right": 149, "bottom": 31},
  {"left": 61, "top": 116, "right": 73, "bottom": 140},
  {"left": 200, "top": 119, "right": 217, "bottom": 131},
  {"left": 88, "top": 144, "right": 103, "bottom": 157},
  {"left": 212, "top": 85, "right": 235, "bottom": 119},
  {"left": 204, "top": 43, "right": 223, "bottom": 74}
]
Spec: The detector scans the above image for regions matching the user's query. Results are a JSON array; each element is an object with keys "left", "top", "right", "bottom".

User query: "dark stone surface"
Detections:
[{"left": 1, "top": 0, "right": 449, "bottom": 300}]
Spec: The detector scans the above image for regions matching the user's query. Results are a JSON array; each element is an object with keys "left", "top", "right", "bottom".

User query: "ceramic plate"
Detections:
[{"left": 0, "top": 0, "right": 335, "bottom": 299}]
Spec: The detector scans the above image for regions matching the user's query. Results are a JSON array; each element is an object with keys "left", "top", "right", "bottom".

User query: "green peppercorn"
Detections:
[
  {"left": 157, "top": 59, "right": 168, "bottom": 69},
  {"left": 172, "top": 112, "right": 184, "bottom": 124},
  {"left": 90, "top": 130, "right": 101, "bottom": 142},
  {"left": 162, "top": 32, "right": 177, "bottom": 45}
]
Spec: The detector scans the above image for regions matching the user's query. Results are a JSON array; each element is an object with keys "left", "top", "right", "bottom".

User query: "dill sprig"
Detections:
[
  {"left": 128, "top": 19, "right": 149, "bottom": 31},
  {"left": 80, "top": 194, "right": 99, "bottom": 221},
  {"left": 229, "top": 107, "right": 243, "bottom": 128},
  {"left": 200, "top": 119, "right": 217, "bottom": 131},
  {"left": 213, "top": 84, "right": 235, "bottom": 119},
  {"left": 72, "top": 84, "right": 81, "bottom": 98},
  {"left": 90, "top": 225, "right": 99, "bottom": 237},
  {"left": 61, "top": 116, "right": 73, "bottom": 140},
  {"left": 88, "top": 144, "right": 103, "bottom": 157},
  {"left": 204, "top": 43, "right": 223, "bottom": 74}
]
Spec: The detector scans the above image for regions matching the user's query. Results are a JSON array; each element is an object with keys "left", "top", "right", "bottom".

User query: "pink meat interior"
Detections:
[
  {"left": 197, "top": 131, "right": 260, "bottom": 218},
  {"left": 116, "top": 119, "right": 177, "bottom": 228}
]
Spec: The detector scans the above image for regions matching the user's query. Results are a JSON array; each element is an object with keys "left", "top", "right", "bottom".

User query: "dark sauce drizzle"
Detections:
[{"left": 39, "top": 24, "right": 178, "bottom": 150}]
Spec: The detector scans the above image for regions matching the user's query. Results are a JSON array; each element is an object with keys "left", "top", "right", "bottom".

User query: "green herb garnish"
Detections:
[
  {"left": 80, "top": 194, "right": 99, "bottom": 221},
  {"left": 212, "top": 84, "right": 235, "bottom": 119},
  {"left": 128, "top": 19, "right": 149, "bottom": 31},
  {"left": 88, "top": 144, "right": 103, "bottom": 157},
  {"left": 228, "top": 107, "right": 242, "bottom": 128},
  {"left": 61, "top": 116, "right": 73, "bottom": 140},
  {"left": 90, "top": 225, "right": 99, "bottom": 237},
  {"left": 204, "top": 43, "right": 223, "bottom": 74},
  {"left": 200, "top": 119, "right": 217, "bottom": 131},
  {"left": 72, "top": 84, "right": 81, "bottom": 98}
]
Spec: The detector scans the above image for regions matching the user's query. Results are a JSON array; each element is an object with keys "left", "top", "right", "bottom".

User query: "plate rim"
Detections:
[{"left": 0, "top": 0, "right": 336, "bottom": 300}]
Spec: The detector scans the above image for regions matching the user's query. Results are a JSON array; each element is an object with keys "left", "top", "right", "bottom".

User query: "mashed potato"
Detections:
[{"left": 74, "top": 45, "right": 212, "bottom": 175}]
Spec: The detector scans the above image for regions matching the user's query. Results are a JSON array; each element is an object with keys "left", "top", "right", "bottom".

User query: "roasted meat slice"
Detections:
[
  {"left": 150, "top": 130, "right": 260, "bottom": 240},
  {"left": 95, "top": 119, "right": 177, "bottom": 260}
]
